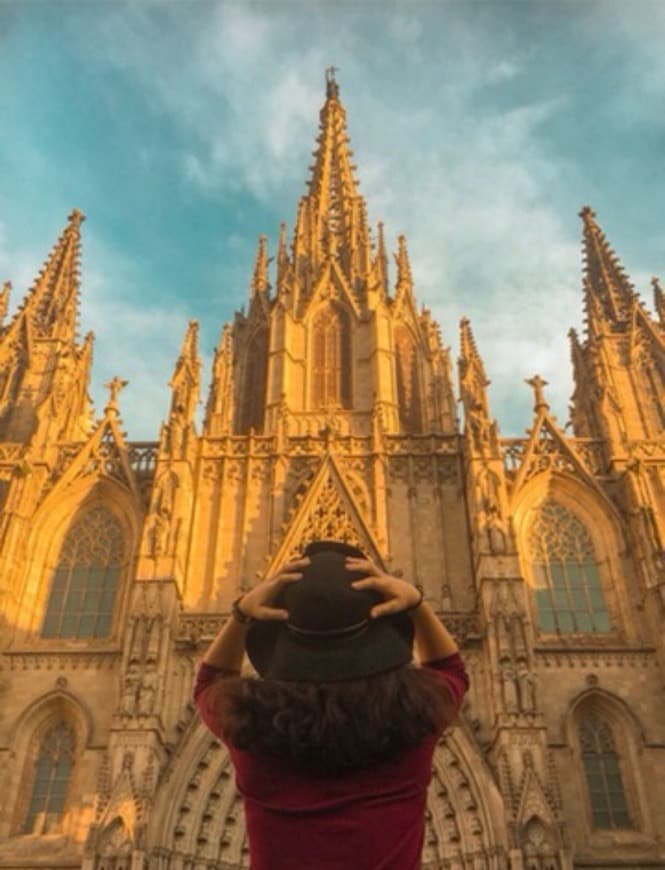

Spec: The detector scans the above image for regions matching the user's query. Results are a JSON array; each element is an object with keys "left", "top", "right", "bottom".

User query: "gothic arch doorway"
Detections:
[{"left": 149, "top": 722, "right": 507, "bottom": 869}]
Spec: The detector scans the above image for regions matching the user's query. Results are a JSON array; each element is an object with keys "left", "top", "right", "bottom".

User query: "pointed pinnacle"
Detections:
[
  {"left": 369, "top": 221, "right": 388, "bottom": 295},
  {"left": 459, "top": 317, "right": 489, "bottom": 384},
  {"left": 459, "top": 317, "right": 475, "bottom": 360},
  {"left": 277, "top": 222, "right": 291, "bottom": 290},
  {"left": 394, "top": 235, "right": 413, "bottom": 291},
  {"left": 26, "top": 208, "right": 86, "bottom": 341},
  {"left": 579, "top": 205, "right": 634, "bottom": 323},
  {"left": 306, "top": 74, "right": 360, "bottom": 221},
  {"left": 180, "top": 319, "right": 200, "bottom": 359},
  {"left": 251, "top": 235, "right": 270, "bottom": 295},
  {"left": 278, "top": 222, "right": 288, "bottom": 261},
  {"left": 652, "top": 276, "right": 665, "bottom": 325},
  {"left": 68, "top": 208, "right": 86, "bottom": 227},
  {"left": 0, "top": 280, "right": 11, "bottom": 324}
]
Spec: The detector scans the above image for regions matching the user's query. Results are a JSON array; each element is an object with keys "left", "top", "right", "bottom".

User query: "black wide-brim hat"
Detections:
[{"left": 246, "top": 540, "right": 414, "bottom": 683}]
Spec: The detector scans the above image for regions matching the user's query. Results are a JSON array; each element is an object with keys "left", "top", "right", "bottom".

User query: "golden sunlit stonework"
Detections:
[{"left": 1, "top": 71, "right": 665, "bottom": 869}]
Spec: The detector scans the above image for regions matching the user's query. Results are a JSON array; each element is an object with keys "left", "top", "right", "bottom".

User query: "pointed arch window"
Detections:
[
  {"left": 42, "top": 506, "right": 125, "bottom": 639},
  {"left": 527, "top": 500, "right": 610, "bottom": 634},
  {"left": 579, "top": 714, "right": 632, "bottom": 829},
  {"left": 395, "top": 325, "right": 422, "bottom": 432},
  {"left": 311, "top": 303, "right": 352, "bottom": 408},
  {"left": 238, "top": 329, "right": 268, "bottom": 433},
  {"left": 23, "top": 722, "right": 75, "bottom": 833}
]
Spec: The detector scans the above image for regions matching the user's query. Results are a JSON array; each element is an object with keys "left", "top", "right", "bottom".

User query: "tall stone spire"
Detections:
[
  {"left": 276, "top": 222, "right": 291, "bottom": 295},
  {"left": 459, "top": 317, "right": 492, "bottom": 427},
  {"left": 204, "top": 323, "right": 234, "bottom": 437},
  {"left": 0, "top": 211, "right": 93, "bottom": 443},
  {"left": 652, "top": 277, "right": 665, "bottom": 328},
  {"left": 163, "top": 320, "right": 201, "bottom": 457},
  {"left": 371, "top": 222, "right": 389, "bottom": 298},
  {"left": 250, "top": 235, "right": 270, "bottom": 297},
  {"left": 458, "top": 317, "right": 503, "bottom": 454},
  {"left": 290, "top": 69, "right": 371, "bottom": 302},
  {"left": 394, "top": 235, "right": 414, "bottom": 300},
  {"left": 580, "top": 206, "right": 634, "bottom": 327},
  {"left": 306, "top": 68, "right": 361, "bottom": 233},
  {"left": 8, "top": 209, "right": 84, "bottom": 346}
]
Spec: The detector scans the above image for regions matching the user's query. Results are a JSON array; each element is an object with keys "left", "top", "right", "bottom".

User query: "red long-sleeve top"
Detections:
[{"left": 194, "top": 653, "right": 469, "bottom": 870}]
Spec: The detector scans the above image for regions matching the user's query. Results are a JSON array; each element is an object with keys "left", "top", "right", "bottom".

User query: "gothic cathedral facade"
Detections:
[{"left": 1, "top": 73, "right": 664, "bottom": 870}]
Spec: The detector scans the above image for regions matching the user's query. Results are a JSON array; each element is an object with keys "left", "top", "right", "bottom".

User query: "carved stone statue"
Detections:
[
  {"left": 120, "top": 664, "right": 141, "bottom": 715},
  {"left": 518, "top": 665, "right": 537, "bottom": 712},
  {"left": 511, "top": 613, "right": 528, "bottom": 661},
  {"left": 144, "top": 617, "right": 160, "bottom": 664},
  {"left": 487, "top": 507, "right": 507, "bottom": 554},
  {"left": 501, "top": 665, "right": 519, "bottom": 713},
  {"left": 137, "top": 664, "right": 158, "bottom": 716}
]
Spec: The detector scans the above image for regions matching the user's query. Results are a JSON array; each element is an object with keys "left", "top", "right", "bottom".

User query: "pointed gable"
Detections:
[
  {"left": 508, "top": 376, "right": 609, "bottom": 507},
  {"left": 46, "top": 383, "right": 141, "bottom": 505},
  {"left": 268, "top": 456, "right": 383, "bottom": 570}
]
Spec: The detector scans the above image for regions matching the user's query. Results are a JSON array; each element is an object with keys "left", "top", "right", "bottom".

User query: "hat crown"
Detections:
[{"left": 284, "top": 550, "right": 375, "bottom": 633}]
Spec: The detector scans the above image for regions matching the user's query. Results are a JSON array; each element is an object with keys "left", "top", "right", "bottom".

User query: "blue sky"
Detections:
[{"left": 1, "top": 1, "right": 664, "bottom": 438}]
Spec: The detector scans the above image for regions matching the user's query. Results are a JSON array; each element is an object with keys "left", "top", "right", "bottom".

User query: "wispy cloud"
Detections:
[
  {"left": 3, "top": 1, "right": 664, "bottom": 440},
  {"left": 49, "top": 6, "right": 603, "bottom": 432}
]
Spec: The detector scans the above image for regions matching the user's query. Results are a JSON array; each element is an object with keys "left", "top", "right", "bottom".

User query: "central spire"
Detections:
[
  {"left": 306, "top": 68, "right": 362, "bottom": 233},
  {"left": 289, "top": 70, "right": 371, "bottom": 304}
]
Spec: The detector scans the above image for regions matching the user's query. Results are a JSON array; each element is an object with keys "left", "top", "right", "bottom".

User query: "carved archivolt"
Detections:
[
  {"left": 423, "top": 731, "right": 507, "bottom": 869},
  {"left": 150, "top": 723, "right": 506, "bottom": 870},
  {"left": 149, "top": 733, "right": 247, "bottom": 869}
]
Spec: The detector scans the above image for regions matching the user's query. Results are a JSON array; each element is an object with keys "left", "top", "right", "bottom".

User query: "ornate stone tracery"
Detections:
[{"left": 527, "top": 500, "right": 594, "bottom": 564}]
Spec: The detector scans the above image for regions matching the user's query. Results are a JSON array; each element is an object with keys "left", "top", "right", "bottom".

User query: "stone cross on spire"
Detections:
[
  {"left": 104, "top": 376, "right": 128, "bottom": 414},
  {"left": 326, "top": 66, "right": 339, "bottom": 98},
  {"left": 526, "top": 375, "right": 549, "bottom": 412}
]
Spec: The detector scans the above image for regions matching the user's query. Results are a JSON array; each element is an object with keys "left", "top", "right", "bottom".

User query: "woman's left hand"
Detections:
[{"left": 237, "top": 558, "right": 310, "bottom": 621}]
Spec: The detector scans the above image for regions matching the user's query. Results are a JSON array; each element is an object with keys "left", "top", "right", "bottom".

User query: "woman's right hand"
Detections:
[
  {"left": 346, "top": 556, "right": 422, "bottom": 618},
  {"left": 238, "top": 557, "right": 310, "bottom": 621}
]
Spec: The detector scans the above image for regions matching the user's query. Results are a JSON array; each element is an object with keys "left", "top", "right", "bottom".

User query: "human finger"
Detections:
[
  {"left": 284, "top": 557, "right": 310, "bottom": 571},
  {"left": 370, "top": 599, "right": 404, "bottom": 619},
  {"left": 272, "top": 571, "right": 304, "bottom": 584},
  {"left": 345, "top": 557, "right": 379, "bottom": 575},
  {"left": 350, "top": 576, "right": 383, "bottom": 591},
  {"left": 255, "top": 605, "right": 289, "bottom": 621}
]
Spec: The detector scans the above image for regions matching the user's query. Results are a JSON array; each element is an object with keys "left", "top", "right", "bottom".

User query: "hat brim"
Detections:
[{"left": 246, "top": 612, "right": 414, "bottom": 683}]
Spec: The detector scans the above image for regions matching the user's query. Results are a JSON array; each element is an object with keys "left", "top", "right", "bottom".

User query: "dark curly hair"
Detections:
[{"left": 208, "top": 665, "right": 456, "bottom": 776}]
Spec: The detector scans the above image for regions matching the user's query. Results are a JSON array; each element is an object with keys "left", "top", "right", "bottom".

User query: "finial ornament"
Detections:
[
  {"left": 68, "top": 208, "right": 86, "bottom": 225},
  {"left": 104, "top": 376, "right": 128, "bottom": 412},
  {"left": 579, "top": 205, "right": 596, "bottom": 220},
  {"left": 526, "top": 375, "right": 549, "bottom": 411},
  {"left": 325, "top": 66, "right": 339, "bottom": 98}
]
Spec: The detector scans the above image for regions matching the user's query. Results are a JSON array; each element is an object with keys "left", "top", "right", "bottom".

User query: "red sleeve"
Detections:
[
  {"left": 193, "top": 662, "right": 238, "bottom": 741},
  {"left": 421, "top": 651, "right": 470, "bottom": 713}
]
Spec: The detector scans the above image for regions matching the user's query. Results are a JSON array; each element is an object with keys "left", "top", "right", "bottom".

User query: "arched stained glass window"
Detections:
[
  {"left": 395, "top": 325, "right": 422, "bottom": 432},
  {"left": 579, "top": 714, "right": 632, "bottom": 829},
  {"left": 23, "top": 722, "right": 75, "bottom": 833},
  {"left": 42, "top": 507, "right": 125, "bottom": 639},
  {"left": 311, "top": 304, "right": 352, "bottom": 408},
  {"left": 527, "top": 500, "right": 610, "bottom": 634},
  {"left": 238, "top": 329, "right": 267, "bottom": 433}
]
